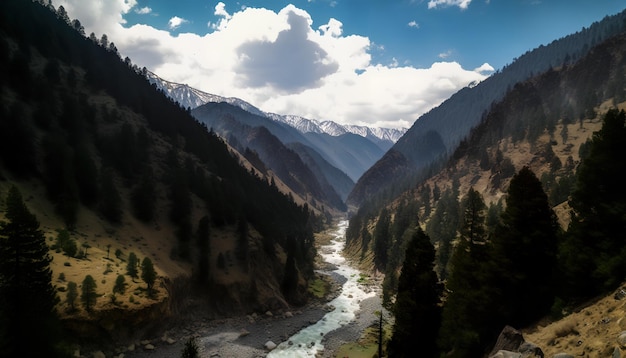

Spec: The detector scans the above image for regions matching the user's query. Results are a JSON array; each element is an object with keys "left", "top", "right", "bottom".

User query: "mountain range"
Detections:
[
  {"left": 147, "top": 71, "right": 410, "bottom": 211},
  {"left": 146, "top": 71, "right": 406, "bottom": 144}
]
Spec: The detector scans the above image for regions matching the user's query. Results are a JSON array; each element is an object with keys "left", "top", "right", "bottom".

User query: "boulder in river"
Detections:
[{"left": 265, "top": 341, "right": 277, "bottom": 350}]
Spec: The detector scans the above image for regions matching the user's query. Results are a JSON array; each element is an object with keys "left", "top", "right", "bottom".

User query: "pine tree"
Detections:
[
  {"left": 113, "top": 274, "right": 126, "bottom": 294},
  {"left": 81, "top": 275, "right": 97, "bottom": 312},
  {"left": 127, "top": 252, "right": 138, "bottom": 279},
  {"left": 98, "top": 167, "right": 122, "bottom": 223},
  {"left": 141, "top": 257, "right": 157, "bottom": 295},
  {"left": 66, "top": 281, "right": 78, "bottom": 312},
  {"left": 439, "top": 188, "right": 493, "bottom": 357},
  {"left": 196, "top": 215, "right": 211, "bottom": 283},
  {"left": 388, "top": 227, "right": 442, "bottom": 357},
  {"left": 131, "top": 168, "right": 156, "bottom": 222},
  {"left": 562, "top": 109, "right": 626, "bottom": 295},
  {"left": 0, "top": 186, "right": 59, "bottom": 356},
  {"left": 491, "top": 166, "right": 560, "bottom": 327},
  {"left": 373, "top": 208, "right": 391, "bottom": 271}
]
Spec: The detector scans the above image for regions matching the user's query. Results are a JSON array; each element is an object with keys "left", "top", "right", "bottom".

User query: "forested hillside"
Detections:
[
  {"left": 348, "top": 8, "right": 626, "bottom": 207},
  {"left": 0, "top": 1, "right": 320, "bottom": 355},
  {"left": 345, "top": 25, "right": 626, "bottom": 357}
]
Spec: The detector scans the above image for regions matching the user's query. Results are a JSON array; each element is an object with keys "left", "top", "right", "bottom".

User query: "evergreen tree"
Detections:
[
  {"left": 281, "top": 247, "right": 300, "bottom": 304},
  {"left": 196, "top": 215, "right": 211, "bottom": 283},
  {"left": 98, "top": 167, "right": 122, "bottom": 223},
  {"left": 439, "top": 188, "right": 493, "bottom": 357},
  {"left": 0, "top": 186, "right": 59, "bottom": 356},
  {"left": 66, "top": 281, "right": 78, "bottom": 312},
  {"left": 131, "top": 168, "right": 156, "bottom": 222},
  {"left": 491, "top": 166, "right": 560, "bottom": 327},
  {"left": 141, "top": 257, "right": 157, "bottom": 295},
  {"left": 113, "top": 274, "right": 126, "bottom": 294},
  {"left": 81, "top": 275, "right": 97, "bottom": 312},
  {"left": 561, "top": 109, "right": 626, "bottom": 295},
  {"left": 373, "top": 208, "right": 391, "bottom": 271},
  {"left": 73, "top": 143, "right": 99, "bottom": 207},
  {"left": 388, "top": 227, "right": 442, "bottom": 357},
  {"left": 0, "top": 102, "right": 38, "bottom": 177},
  {"left": 427, "top": 188, "right": 460, "bottom": 278},
  {"left": 127, "top": 252, "right": 138, "bottom": 279}
]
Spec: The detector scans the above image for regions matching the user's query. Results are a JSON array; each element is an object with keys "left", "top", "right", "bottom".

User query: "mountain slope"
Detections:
[
  {"left": 0, "top": 0, "right": 319, "bottom": 342},
  {"left": 345, "top": 27, "right": 626, "bottom": 357},
  {"left": 147, "top": 71, "right": 406, "bottom": 147},
  {"left": 348, "top": 9, "right": 626, "bottom": 207},
  {"left": 192, "top": 102, "right": 350, "bottom": 211}
]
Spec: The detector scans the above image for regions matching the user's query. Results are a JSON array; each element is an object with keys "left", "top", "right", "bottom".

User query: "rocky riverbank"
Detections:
[{"left": 107, "top": 275, "right": 380, "bottom": 358}]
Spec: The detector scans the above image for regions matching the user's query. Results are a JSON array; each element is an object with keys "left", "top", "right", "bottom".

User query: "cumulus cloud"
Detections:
[
  {"left": 236, "top": 10, "right": 339, "bottom": 93},
  {"left": 428, "top": 0, "right": 472, "bottom": 10},
  {"left": 408, "top": 20, "right": 419, "bottom": 28},
  {"left": 474, "top": 62, "right": 495, "bottom": 74},
  {"left": 135, "top": 6, "right": 151, "bottom": 15},
  {"left": 168, "top": 16, "right": 188, "bottom": 30},
  {"left": 54, "top": 1, "right": 491, "bottom": 129}
]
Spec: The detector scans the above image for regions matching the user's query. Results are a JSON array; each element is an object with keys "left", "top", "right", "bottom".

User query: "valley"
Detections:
[
  {"left": 3, "top": 1, "right": 626, "bottom": 357},
  {"left": 116, "top": 221, "right": 382, "bottom": 358}
]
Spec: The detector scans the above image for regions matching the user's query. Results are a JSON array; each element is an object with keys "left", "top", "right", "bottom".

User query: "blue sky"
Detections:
[
  {"left": 123, "top": 0, "right": 626, "bottom": 70},
  {"left": 56, "top": 0, "right": 626, "bottom": 129}
]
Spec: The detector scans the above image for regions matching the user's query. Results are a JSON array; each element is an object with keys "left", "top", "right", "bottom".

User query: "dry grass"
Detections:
[{"left": 524, "top": 286, "right": 626, "bottom": 357}]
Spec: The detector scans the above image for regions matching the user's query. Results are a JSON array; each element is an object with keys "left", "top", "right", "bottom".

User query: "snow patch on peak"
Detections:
[{"left": 147, "top": 71, "right": 406, "bottom": 143}]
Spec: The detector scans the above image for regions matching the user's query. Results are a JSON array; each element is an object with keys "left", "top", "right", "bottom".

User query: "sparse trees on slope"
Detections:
[
  {"left": 0, "top": 186, "right": 59, "bottom": 356},
  {"left": 388, "top": 227, "right": 442, "bottom": 358}
]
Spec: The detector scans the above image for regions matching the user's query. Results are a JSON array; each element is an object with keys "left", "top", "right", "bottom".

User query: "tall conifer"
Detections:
[
  {"left": 388, "top": 227, "right": 441, "bottom": 357},
  {"left": 0, "top": 186, "right": 59, "bottom": 356}
]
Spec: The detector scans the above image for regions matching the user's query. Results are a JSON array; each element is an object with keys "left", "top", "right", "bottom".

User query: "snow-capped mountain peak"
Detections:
[{"left": 147, "top": 71, "right": 406, "bottom": 143}]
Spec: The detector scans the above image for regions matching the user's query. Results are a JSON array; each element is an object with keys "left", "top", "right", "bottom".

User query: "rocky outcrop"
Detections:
[{"left": 489, "top": 326, "right": 544, "bottom": 358}]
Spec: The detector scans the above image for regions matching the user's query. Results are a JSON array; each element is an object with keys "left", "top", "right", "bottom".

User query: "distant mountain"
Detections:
[
  {"left": 191, "top": 101, "right": 386, "bottom": 187},
  {"left": 192, "top": 103, "right": 348, "bottom": 211},
  {"left": 347, "top": 8, "right": 626, "bottom": 207},
  {"left": 146, "top": 71, "right": 266, "bottom": 116},
  {"left": 146, "top": 71, "right": 406, "bottom": 147}
]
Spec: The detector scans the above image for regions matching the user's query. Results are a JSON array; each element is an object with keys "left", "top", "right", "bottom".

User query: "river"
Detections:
[
  {"left": 267, "top": 220, "right": 377, "bottom": 357},
  {"left": 123, "top": 220, "right": 379, "bottom": 358}
]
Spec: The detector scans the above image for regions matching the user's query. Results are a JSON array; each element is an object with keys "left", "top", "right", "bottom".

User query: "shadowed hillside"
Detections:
[{"left": 0, "top": 0, "right": 320, "bottom": 350}]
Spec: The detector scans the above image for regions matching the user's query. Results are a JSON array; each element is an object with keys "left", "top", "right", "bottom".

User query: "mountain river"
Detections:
[{"left": 267, "top": 220, "right": 377, "bottom": 357}]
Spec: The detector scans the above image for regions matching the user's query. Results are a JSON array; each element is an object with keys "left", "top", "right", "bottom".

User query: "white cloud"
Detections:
[
  {"left": 168, "top": 16, "right": 188, "bottom": 30},
  {"left": 438, "top": 50, "right": 453, "bottom": 59},
  {"left": 319, "top": 18, "right": 343, "bottom": 37},
  {"left": 214, "top": 2, "right": 231, "bottom": 19},
  {"left": 428, "top": 0, "right": 472, "bottom": 10},
  {"left": 135, "top": 6, "right": 151, "bottom": 15},
  {"left": 408, "top": 20, "right": 419, "bottom": 28},
  {"left": 54, "top": 2, "right": 491, "bottom": 130},
  {"left": 474, "top": 62, "right": 495, "bottom": 74}
]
